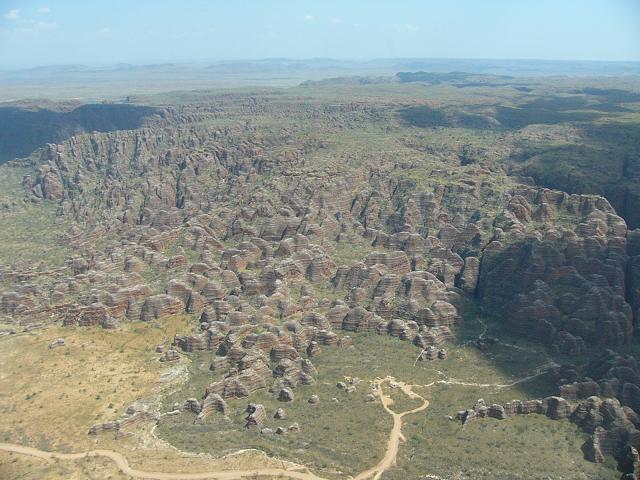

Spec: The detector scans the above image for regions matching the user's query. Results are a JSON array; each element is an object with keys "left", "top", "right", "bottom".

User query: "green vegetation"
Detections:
[
  {"left": 0, "top": 204, "right": 72, "bottom": 271},
  {"left": 387, "top": 399, "right": 616, "bottom": 480},
  {"left": 158, "top": 314, "right": 617, "bottom": 479},
  {"left": 158, "top": 338, "right": 398, "bottom": 478},
  {"left": 384, "top": 384, "right": 423, "bottom": 413}
]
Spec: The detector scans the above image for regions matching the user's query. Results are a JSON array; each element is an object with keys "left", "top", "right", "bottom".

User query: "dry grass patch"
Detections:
[
  {"left": 0, "top": 451, "right": 128, "bottom": 480},
  {"left": 0, "top": 315, "right": 191, "bottom": 452}
]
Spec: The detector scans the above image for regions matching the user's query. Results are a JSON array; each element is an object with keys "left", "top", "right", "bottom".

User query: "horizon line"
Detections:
[{"left": 3, "top": 56, "right": 640, "bottom": 72}]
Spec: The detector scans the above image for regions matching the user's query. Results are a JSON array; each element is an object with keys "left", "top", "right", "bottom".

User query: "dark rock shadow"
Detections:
[
  {"left": 0, "top": 103, "right": 161, "bottom": 165},
  {"left": 462, "top": 234, "right": 640, "bottom": 473},
  {"left": 507, "top": 121, "right": 640, "bottom": 228}
]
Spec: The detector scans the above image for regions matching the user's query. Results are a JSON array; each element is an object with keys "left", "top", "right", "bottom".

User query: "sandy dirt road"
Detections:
[
  {"left": 1, "top": 362, "right": 552, "bottom": 480},
  {"left": 354, "top": 377, "right": 429, "bottom": 480},
  {"left": 0, "top": 376, "right": 428, "bottom": 480},
  {"left": 0, "top": 442, "right": 325, "bottom": 480}
]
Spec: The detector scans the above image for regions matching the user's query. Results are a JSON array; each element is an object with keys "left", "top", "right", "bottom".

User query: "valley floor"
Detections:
[{"left": 0, "top": 314, "right": 617, "bottom": 480}]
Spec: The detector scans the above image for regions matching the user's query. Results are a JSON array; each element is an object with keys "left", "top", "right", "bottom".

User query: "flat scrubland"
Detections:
[
  {"left": 0, "top": 315, "right": 618, "bottom": 479},
  {"left": 388, "top": 396, "right": 616, "bottom": 480},
  {"left": 0, "top": 316, "right": 192, "bottom": 451}
]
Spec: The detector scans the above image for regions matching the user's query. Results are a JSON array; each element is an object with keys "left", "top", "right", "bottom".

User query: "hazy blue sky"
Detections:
[{"left": 1, "top": 0, "right": 639, "bottom": 68}]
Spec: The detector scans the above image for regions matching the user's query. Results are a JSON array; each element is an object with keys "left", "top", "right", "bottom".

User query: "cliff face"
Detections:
[
  {"left": 477, "top": 205, "right": 634, "bottom": 349},
  {"left": 0, "top": 103, "right": 163, "bottom": 165}
]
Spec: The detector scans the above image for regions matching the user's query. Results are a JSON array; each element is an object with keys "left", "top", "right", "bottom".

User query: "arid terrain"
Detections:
[{"left": 2, "top": 68, "right": 640, "bottom": 480}]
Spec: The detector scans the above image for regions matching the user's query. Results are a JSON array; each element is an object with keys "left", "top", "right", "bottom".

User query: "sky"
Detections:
[{"left": 0, "top": 0, "right": 639, "bottom": 68}]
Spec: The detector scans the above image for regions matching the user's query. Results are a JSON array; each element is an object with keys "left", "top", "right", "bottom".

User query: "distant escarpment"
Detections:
[{"left": 0, "top": 103, "right": 163, "bottom": 165}]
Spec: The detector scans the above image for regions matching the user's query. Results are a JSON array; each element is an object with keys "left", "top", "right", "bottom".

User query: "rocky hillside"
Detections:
[{"left": 2, "top": 78, "right": 640, "bottom": 478}]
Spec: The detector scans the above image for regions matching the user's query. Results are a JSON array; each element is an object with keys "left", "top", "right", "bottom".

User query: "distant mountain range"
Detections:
[{"left": 3, "top": 58, "right": 640, "bottom": 83}]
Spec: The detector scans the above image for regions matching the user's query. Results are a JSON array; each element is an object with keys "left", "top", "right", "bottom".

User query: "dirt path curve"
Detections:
[
  {"left": 0, "top": 360, "right": 556, "bottom": 480},
  {"left": 0, "top": 376, "right": 429, "bottom": 480},
  {"left": 418, "top": 361, "right": 559, "bottom": 390},
  {"left": 0, "top": 442, "right": 325, "bottom": 480},
  {"left": 353, "top": 377, "right": 429, "bottom": 480}
]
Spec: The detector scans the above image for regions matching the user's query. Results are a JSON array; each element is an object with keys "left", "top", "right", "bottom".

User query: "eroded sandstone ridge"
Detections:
[{"left": 2, "top": 91, "right": 640, "bottom": 476}]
